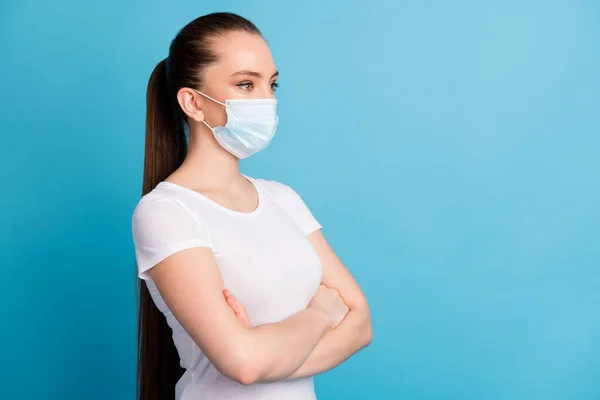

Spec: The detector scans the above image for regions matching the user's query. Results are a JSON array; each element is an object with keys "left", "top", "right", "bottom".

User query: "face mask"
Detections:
[{"left": 192, "top": 89, "right": 279, "bottom": 159}]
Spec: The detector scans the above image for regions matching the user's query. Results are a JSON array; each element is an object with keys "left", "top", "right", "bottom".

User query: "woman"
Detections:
[{"left": 132, "top": 12, "right": 372, "bottom": 400}]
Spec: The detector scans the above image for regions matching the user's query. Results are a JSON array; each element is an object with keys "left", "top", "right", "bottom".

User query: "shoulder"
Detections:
[
  {"left": 250, "top": 176, "right": 307, "bottom": 209},
  {"left": 250, "top": 176, "right": 321, "bottom": 234},
  {"left": 131, "top": 186, "right": 212, "bottom": 280},
  {"left": 251, "top": 177, "right": 295, "bottom": 199},
  {"left": 131, "top": 186, "right": 198, "bottom": 233},
  {"left": 250, "top": 177, "right": 304, "bottom": 216},
  {"left": 132, "top": 188, "right": 175, "bottom": 219},
  {"left": 250, "top": 175, "right": 314, "bottom": 212}
]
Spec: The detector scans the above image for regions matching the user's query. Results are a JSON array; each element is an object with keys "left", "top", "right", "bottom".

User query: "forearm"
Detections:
[
  {"left": 287, "top": 306, "right": 372, "bottom": 380},
  {"left": 246, "top": 308, "right": 332, "bottom": 383}
]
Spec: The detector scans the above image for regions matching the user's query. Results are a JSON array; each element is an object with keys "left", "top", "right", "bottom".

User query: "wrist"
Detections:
[{"left": 306, "top": 307, "right": 333, "bottom": 330}]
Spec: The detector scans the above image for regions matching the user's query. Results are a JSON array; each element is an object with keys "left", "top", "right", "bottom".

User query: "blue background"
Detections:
[{"left": 1, "top": 0, "right": 599, "bottom": 399}]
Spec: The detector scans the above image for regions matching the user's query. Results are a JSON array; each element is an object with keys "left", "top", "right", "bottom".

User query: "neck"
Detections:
[{"left": 176, "top": 124, "right": 243, "bottom": 190}]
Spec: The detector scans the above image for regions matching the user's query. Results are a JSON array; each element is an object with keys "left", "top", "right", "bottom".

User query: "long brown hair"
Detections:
[{"left": 135, "top": 12, "right": 261, "bottom": 400}]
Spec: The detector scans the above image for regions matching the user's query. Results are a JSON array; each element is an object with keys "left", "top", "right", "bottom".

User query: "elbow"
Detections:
[
  {"left": 359, "top": 307, "right": 373, "bottom": 348},
  {"left": 231, "top": 361, "right": 260, "bottom": 386},
  {"left": 362, "top": 322, "right": 373, "bottom": 348},
  {"left": 224, "top": 344, "right": 262, "bottom": 386}
]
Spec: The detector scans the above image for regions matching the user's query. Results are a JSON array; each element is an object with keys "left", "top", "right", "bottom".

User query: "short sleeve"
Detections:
[
  {"left": 131, "top": 195, "right": 211, "bottom": 280},
  {"left": 282, "top": 184, "right": 322, "bottom": 235}
]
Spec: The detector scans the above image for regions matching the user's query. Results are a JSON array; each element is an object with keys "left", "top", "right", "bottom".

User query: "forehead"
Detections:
[{"left": 204, "top": 31, "right": 276, "bottom": 79}]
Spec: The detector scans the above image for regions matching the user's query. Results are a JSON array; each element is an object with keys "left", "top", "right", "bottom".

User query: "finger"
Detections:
[
  {"left": 231, "top": 302, "right": 251, "bottom": 325},
  {"left": 232, "top": 297, "right": 243, "bottom": 308},
  {"left": 233, "top": 301, "right": 245, "bottom": 316},
  {"left": 226, "top": 296, "right": 237, "bottom": 308},
  {"left": 228, "top": 297, "right": 243, "bottom": 313},
  {"left": 224, "top": 291, "right": 239, "bottom": 305},
  {"left": 232, "top": 299, "right": 249, "bottom": 319},
  {"left": 237, "top": 312, "right": 251, "bottom": 327},
  {"left": 223, "top": 292, "right": 250, "bottom": 324}
]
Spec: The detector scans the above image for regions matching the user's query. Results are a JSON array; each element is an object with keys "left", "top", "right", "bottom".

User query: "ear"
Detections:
[{"left": 176, "top": 87, "right": 205, "bottom": 123}]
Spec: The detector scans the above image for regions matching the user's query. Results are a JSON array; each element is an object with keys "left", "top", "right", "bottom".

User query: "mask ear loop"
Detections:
[
  {"left": 192, "top": 89, "right": 227, "bottom": 106},
  {"left": 191, "top": 89, "right": 227, "bottom": 131}
]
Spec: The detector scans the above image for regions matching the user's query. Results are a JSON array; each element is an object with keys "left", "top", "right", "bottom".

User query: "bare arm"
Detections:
[
  {"left": 286, "top": 229, "right": 372, "bottom": 379},
  {"left": 146, "top": 246, "right": 333, "bottom": 385},
  {"left": 224, "top": 229, "right": 373, "bottom": 380}
]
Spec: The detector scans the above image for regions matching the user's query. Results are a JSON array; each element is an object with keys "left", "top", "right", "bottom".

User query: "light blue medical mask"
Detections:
[{"left": 192, "top": 89, "right": 279, "bottom": 159}]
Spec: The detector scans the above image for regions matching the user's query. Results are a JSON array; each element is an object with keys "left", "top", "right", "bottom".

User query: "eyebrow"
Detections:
[{"left": 230, "top": 69, "right": 279, "bottom": 79}]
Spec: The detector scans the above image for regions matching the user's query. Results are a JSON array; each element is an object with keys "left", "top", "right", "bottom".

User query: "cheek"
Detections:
[{"left": 204, "top": 102, "right": 228, "bottom": 126}]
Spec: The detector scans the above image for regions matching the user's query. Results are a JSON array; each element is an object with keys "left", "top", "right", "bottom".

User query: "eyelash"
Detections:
[{"left": 237, "top": 82, "right": 280, "bottom": 91}]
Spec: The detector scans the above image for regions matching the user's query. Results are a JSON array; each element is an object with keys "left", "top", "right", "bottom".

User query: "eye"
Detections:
[
  {"left": 270, "top": 81, "right": 280, "bottom": 91},
  {"left": 237, "top": 82, "right": 253, "bottom": 91}
]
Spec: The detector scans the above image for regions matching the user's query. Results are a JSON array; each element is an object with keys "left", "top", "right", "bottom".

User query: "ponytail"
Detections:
[
  {"left": 141, "top": 58, "right": 187, "bottom": 194},
  {"left": 135, "top": 58, "right": 187, "bottom": 400}
]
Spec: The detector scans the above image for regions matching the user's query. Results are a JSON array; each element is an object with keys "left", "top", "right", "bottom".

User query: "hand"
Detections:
[
  {"left": 223, "top": 289, "right": 252, "bottom": 328},
  {"left": 308, "top": 284, "right": 349, "bottom": 330}
]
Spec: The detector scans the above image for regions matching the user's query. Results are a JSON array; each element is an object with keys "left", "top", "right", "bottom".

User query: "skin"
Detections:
[{"left": 147, "top": 30, "right": 372, "bottom": 386}]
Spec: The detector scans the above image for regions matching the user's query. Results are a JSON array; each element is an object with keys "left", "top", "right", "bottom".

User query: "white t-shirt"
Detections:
[{"left": 131, "top": 175, "right": 323, "bottom": 400}]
